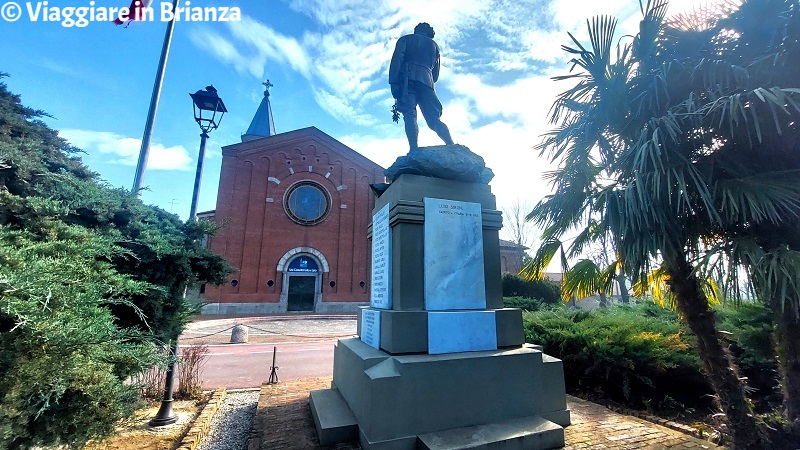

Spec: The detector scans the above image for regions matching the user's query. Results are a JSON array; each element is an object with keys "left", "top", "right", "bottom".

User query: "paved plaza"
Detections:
[
  {"left": 182, "top": 315, "right": 358, "bottom": 345},
  {"left": 247, "top": 377, "right": 723, "bottom": 450}
]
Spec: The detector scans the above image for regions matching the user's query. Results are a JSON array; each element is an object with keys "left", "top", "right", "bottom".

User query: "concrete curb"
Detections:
[{"left": 175, "top": 388, "right": 227, "bottom": 450}]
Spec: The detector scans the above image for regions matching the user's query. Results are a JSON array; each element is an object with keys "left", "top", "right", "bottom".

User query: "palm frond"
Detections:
[
  {"left": 561, "top": 259, "right": 603, "bottom": 301},
  {"left": 631, "top": 266, "right": 677, "bottom": 309},
  {"left": 667, "top": 0, "right": 740, "bottom": 32},
  {"left": 703, "top": 87, "right": 800, "bottom": 144},
  {"left": 568, "top": 220, "right": 603, "bottom": 259},
  {"left": 715, "top": 171, "right": 800, "bottom": 225},
  {"left": 754, "top": 246, "right": 800, "bottom": 318},
  {"left": 520, "top": 238, "right": 563, "bottom": 281},
  {"left": 634, "top": 0, "right": 669, "bottom": 63}
]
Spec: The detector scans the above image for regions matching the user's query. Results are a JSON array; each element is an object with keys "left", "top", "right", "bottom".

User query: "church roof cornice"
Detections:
[{"left": 222, "top": 126, "right": 385, "bottom": 172}]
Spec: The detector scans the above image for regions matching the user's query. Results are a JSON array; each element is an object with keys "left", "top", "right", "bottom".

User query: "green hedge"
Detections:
[
  {"left": 503, "top": 296, "right": 546, "bottom": 311},
  {"left": 502, "top": 273, "right": 561, "bottom": 304},
  {"left": 522, "top": 303, "right": 779, "bottom": 412}
]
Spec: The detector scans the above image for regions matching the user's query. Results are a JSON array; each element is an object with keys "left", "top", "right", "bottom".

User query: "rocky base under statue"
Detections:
[{"left": 384, "top": 144, "right": 494, "bottom": 184}]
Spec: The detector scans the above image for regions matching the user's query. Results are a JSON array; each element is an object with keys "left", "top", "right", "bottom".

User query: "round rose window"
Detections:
[{"left": 284, "top": 182, "right": 331, "bottom": 225}]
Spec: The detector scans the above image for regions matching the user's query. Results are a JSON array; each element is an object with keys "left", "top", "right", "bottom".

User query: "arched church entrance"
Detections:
[
  {"left": 276, "top": 247, "right": 330, "bottom": 312},
  {"left": 285, "top": 256, "right": 319, "bottom": 311}
]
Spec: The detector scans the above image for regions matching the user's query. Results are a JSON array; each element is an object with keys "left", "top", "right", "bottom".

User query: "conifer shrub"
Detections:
[
  {"left": 522, "top": 303, "right": 779, "bottom": 413},
  {"left": 523, "top": 304, "right": 712, "bottom": 410},
  {"left": 503, "top": 296, "right": 545, "bottom": 311}
]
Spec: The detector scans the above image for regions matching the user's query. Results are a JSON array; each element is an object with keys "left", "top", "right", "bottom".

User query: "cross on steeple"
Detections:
[{"left": 242, "top": 80, "right": 277, "bottom": 142}]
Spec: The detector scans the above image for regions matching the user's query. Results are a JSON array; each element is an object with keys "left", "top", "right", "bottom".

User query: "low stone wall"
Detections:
[{"left": 175, "top": 389, "right": 227, "bottom": 450}]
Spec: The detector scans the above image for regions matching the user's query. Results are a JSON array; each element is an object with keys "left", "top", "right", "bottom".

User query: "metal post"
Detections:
[
  {"left": 131, "top": 0, "right": 180, "bottom": 197},
  {"left": 149, "top": 339, "right": 179, "bottom": 426},
  {"left": 189, "top": 131, "right": 208, "bottom": 221},
  {"left": 267, "top": 346, "right": 279, "bottom": 384}
]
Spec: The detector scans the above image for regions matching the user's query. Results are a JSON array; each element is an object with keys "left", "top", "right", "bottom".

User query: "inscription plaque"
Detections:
[
  {"left": 360, "top": 308, "right": 381, "bottom": 350},
  {"left": 428, "top": 311, "right": 497, "bottom": 354},
  {"left": 370, "top": 203, "right": 392, "bottom": 309},
  {"left": 423, "top": 198, "right": 486, "bottom": 310}
]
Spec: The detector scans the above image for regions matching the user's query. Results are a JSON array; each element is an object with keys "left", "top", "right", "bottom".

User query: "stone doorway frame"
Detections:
[{"left": 276, "top": 247, "right": 330, "bottom": 312}]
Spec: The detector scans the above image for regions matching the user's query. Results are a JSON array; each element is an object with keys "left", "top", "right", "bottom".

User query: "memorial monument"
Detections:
[{"left": 308, "top": 23, "right": 569, "bottom": 450}]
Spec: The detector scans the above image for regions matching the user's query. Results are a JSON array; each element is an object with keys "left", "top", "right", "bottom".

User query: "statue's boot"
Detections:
[
  {"left": 433, "top": 121, "right": 455, "bottom": 146},
  {"left": 403, "top": 114, "right": 419, "bottom": 150}
]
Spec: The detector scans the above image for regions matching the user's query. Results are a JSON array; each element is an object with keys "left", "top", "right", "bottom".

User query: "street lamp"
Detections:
[
  {"left": 148, "top": 86, "right": 227, "bottom": 428},
  {"left": 148, "top": 341, "right": 179, "bottom": 427},
  {"left": 188, "top": 85, "right": 227, "bottom": 220}
]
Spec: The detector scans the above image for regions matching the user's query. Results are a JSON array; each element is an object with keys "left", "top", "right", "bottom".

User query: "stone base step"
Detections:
[
  {"left": 309, "top": 388, "right": 358, "bottom": 446},
  {"left": 417, "top": 415, "right": 564, "bottom": 450}
]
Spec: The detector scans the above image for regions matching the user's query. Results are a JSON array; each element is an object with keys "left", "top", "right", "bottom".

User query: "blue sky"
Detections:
[{"left": 0, "top": 0, "right": 702, "bottom": 243}]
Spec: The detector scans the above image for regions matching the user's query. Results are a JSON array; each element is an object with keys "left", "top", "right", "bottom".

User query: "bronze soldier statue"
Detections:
[{"left": 389, "top": 22, "right": 454, "bottom": 150}]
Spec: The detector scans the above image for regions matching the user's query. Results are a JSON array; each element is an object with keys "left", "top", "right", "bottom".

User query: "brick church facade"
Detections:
[
  {"left": 201, "top": 126, "right": 384, "bottom": 314},
  {"left": 200, "top": 84, "right": 384, "bottom": 314}
]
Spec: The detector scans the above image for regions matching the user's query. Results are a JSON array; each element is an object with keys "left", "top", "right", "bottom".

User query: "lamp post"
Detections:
[
  {"left": 148, "top": 340, "right": 179, "bottom": 426},
  {"left": 188, "top": 85, "right": 227, "bottom": 220},
  {"left": 148, "top": 86, "right": 227, "bottom": 428}
]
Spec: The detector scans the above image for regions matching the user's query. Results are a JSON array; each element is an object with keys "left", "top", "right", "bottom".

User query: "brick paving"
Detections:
[
  {"left": 247, "top": 378, "right": 358, "bottom": 450},
  {"left": 247, "top": 377, "right": 723, "bottom": 450},
  {"left": 565, "top": 396, "right": 721, "bottom": 449}
]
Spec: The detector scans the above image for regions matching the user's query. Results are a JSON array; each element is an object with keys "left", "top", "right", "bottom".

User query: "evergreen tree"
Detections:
[{"left": 0, "top": 73, "right": 231, "bottom": 448}]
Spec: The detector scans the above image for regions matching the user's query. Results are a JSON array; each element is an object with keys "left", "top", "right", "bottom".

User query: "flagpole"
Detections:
[{"left": 132, "top": 0, "right": 180, "bottom": 197}]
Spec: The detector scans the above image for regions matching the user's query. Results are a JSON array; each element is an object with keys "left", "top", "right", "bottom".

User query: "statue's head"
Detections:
[{"left": 414, "top": 22, "right": 435, "bottom": 39}]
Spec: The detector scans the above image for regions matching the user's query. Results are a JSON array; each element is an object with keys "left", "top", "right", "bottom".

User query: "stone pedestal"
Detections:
[{"left": 310, "top": 174, "right": 569, "bottom": 450}]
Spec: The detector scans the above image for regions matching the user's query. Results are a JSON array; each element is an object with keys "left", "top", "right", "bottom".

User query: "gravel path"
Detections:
[{"left": 197, "top": 391, "right": 259, "bottom": 450}]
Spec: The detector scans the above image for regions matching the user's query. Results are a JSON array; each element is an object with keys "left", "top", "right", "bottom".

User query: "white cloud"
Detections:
[
  {"left": 443, "top": 100, "right": 476, "bottom": 134},
  {"left": 60, "top": 129, "right": 192, "bottom": 171},
  {"left": 312, "top": 88, "right": 380, "bottom": 126},
  {"left": 190, "top": 17, "right": 310, "bottom": 80},
  {"left": 228, "top": 17, "right": 311, "bottom": 77},
  {"left": 193, "top": 0, "right": 706, "bottom": 132},
  {"left": 443, "top": 72, "right": 560, "bottom": 132},
  {"left": 198, "top": 32, "right": 262, "bottom": 78},
  {"left": 192, "top": 0, "right": 604, "bottom": 130},
  {"left": 339, "top": 133, "right": 408, "bottom": 169}
]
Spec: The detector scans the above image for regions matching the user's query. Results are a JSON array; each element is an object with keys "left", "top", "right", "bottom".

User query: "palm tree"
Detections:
[
  {"left": 533, "top": 0, "right": 800, "bottom": 446},
  {"left": 689, "top": 0, "right": 800, "bottom": 436}
]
